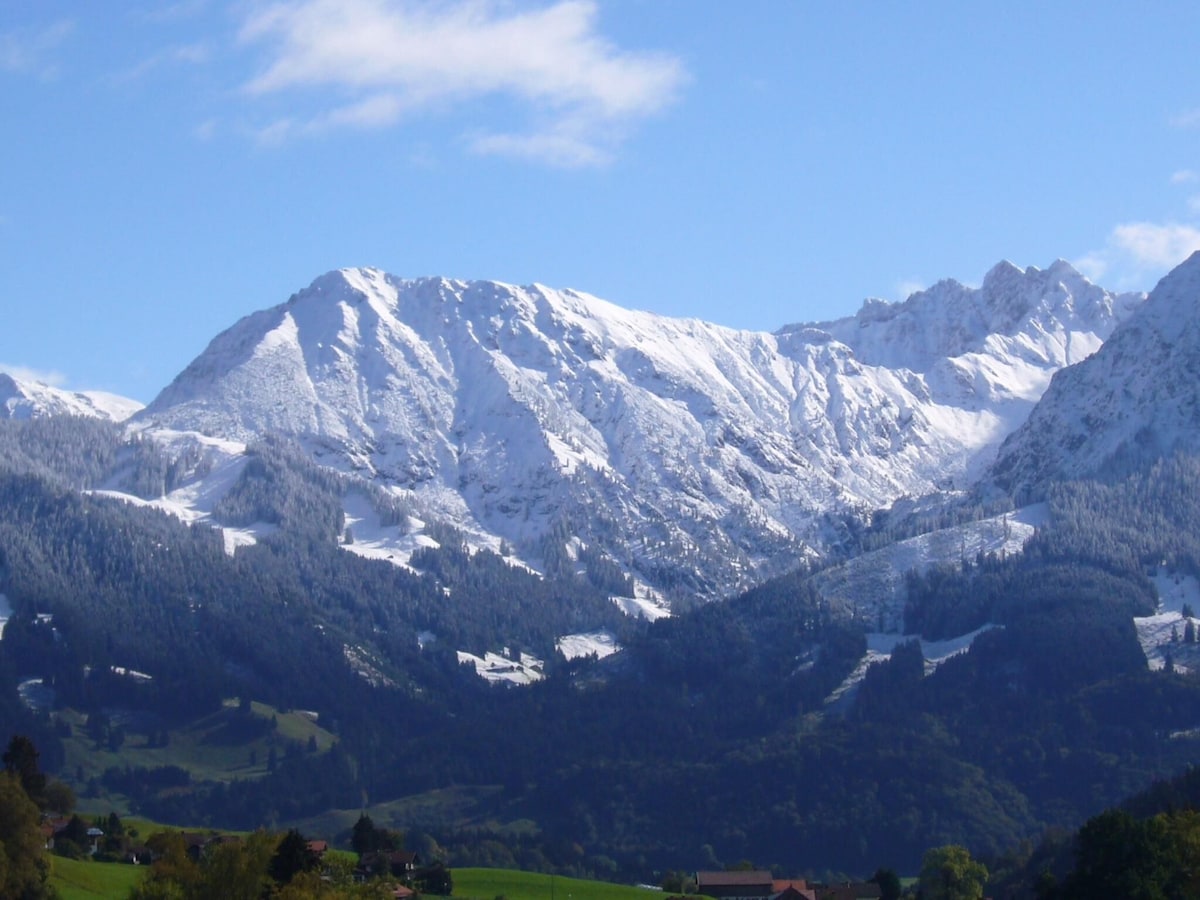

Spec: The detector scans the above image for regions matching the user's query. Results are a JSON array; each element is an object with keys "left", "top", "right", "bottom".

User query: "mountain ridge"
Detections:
[
  {"left": 991, "top": 250, "right": 1200, "bottom": 497},
  {"left": 126, "top": 260, "right": 1141, "bottom": 599},
  {"left": 0, "top": 373, "right": 143, "bottom": 422}
]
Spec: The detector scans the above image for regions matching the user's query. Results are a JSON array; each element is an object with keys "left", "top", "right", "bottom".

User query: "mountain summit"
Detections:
[
  {"left": 137, "top": 263, "right": 1140, "bottom": 598},
  {"left": 991, "top": 250, "right": 1200, "bottom": 497},
  {"left": 0, "top": 372, "right": 142, "bottom": 422}
]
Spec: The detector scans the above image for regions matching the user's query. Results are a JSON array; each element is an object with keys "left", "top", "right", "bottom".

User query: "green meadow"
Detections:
[
  {"left": 453, "top": 868, "right": 666, "bottom": 900},
  {"left": 48, "top": 858, "right": 666, "bottom": 900},
  {"left": 49, "top": 856, "right": 146, "bottom": 900},
  {"left": 60, "top": 699, "right": 337, "bottom": 800}
]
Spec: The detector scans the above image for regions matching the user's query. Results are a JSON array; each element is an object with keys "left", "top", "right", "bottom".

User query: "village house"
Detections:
[
  {"left": 40, "top": 816, "right": 103, "bottom": 855},
  {"left": 696, "top": 871, "right": 776, "bottom": 900},
  {"left": 772, "top": 879, "right": 817, "bottom": 900},
  {"left": 695, "top": 871, "right": 880, "bottom": 900},
  {"left": 356, "top": 849, "right": 422, "bottom": 881}
]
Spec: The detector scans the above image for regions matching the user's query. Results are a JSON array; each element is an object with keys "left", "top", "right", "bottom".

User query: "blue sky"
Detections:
[{"left": 3, "top": 1, "right": 1200, "bottom": 402}]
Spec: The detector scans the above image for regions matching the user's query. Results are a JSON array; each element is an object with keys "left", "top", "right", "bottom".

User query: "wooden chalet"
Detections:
[
  {"left": 772, "top": 880, "right": 817, "bottom": 900},
  {"left": 696, "top": 870, "right": 776, "bottom": 900},
  {"left": 357, "top": 849, "right": 422, "bottom": 880}
]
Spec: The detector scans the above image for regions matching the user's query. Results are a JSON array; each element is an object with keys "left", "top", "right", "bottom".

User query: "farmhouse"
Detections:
[
  {"left": 772, "top": 880, "right": 817, "bottom": 900},
  {"left": 696, "top": 871, "right": 776, "bottom": 900},
  {"left": 695, "top": 872, "right": 880, "bottom": 900}
]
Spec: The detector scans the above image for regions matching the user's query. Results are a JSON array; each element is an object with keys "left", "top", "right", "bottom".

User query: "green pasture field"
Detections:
[
  {"left": 454, "top": 868, "right": 667, "bottom": 900},
  {"left": 49, "top": 856, "right": 145, "bottom": 900},
  {"left": 291, "top": 784, "right": 510, "bottom": 839},
  {"left": 59, "top": 698, "right": 337, "bottom": 797}
]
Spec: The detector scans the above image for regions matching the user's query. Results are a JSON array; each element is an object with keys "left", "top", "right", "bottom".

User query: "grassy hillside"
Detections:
[
  {"left": 49, "top": 856, "right": 145, "bottom": 900},
  {"left": 47, "top": 856, "right": 663, "bottom": 900},
  {"left": 290, "top": 785, "right": 509, "bottom": 840},
  {"left": 60, "top": 698, "right": 337, "bottom": 804},
  {"left": 453, "top": 868, "right": 665, "bottom": 900}
]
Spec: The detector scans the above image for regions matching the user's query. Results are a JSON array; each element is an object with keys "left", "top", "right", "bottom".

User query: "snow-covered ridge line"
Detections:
[
  {"left": 991, "top": 250, "right": 1200, "bottom": 495},
  {"left": 0, "top": 372, "right": 143, "bottom": 422},
  {"left": 130, "top": 260, "right": 1139, "bottom": 599}
]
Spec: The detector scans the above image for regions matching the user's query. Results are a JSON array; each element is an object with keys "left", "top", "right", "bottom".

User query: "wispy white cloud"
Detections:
[
  {"left": 114, "top": 42, "right": 211, "bottom": 84},
  {"left": 236, "top": 0, "right": 686, "bottom": 165},
  {"left": 1170, "top": 108, "right": 1200, "bottom": 129},
  {"left": 1114, "top": 222, "right": 1200, "bottom": 267},
  {"left": 0, "top": 19, "right": 75, "bottom": 78},
  {"left": 316, "top": 93, "right": 407, "bottom": 130},
  {"left": 469, "top": 117, "right": 612, "bottom": 167},
  {"left": 133, "top": 0, "right": 212, "bottom": 24},
  {"left": 893, "top": 279, "right": 925, "bottom": 301},
  {"left": 253, "top": 117, "right": 297, "bottom": 145},
  {"left": 0, "top": 363, "right": 68, "bottom": 387},
  {"left": 1077, "top": 221, "right": 1200, "bottom": 287},
  {"left": 1076, "top": 167, "right": 1200, "bottom": 285},
  {"left": 193, "top": 118, "right": 219, "bottom": 141}
]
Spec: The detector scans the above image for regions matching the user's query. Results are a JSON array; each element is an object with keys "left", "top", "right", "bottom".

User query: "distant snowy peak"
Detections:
[
  {"left": 0, "top": 373, "right": 143, "bottom": 422},
  {"left": 138, "top": 262, "right": 1138, "bottom": 599},
  {"left": 784, "top": 259, "right": 1142, "bottom": 372},
  {"left": 990, "top": 250, "right": 1200, "bottom": 496}
]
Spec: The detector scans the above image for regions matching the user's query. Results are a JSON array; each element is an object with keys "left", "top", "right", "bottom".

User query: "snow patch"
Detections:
[
  {"left": 86, "top": 430, "right": 274, "bottom": 556},
  {"left": 1136, "top": 570, "right": 1200, "bottom": 672},
  {"left": 17, "top": 677, "right": 54, "bottom": 712},
  {"left": 221, "top": 524, "right": 276, "bottom": 554},
  {"left": 825, "top": 624, "right": 1001, "bottom": 707},
  {"left": 343, "top": 644, "right": 397, "bottom": 687},
  {"left": 0, "top": 593, "right": 10, "bottom": 640},
  {"left": 813, "top": 503, "right": 1047, "bottom": 631},
  {"left": 611, "top": 594, "right": 672, "bottom": 621},
  {"left": 339, "top": 493, "right": 433, "bottom": 569},
  {"left": 456, "top": 650, "right": 545, "bottom": 685},
  {"left": 557, "top": 629, "right": 620, "bottom": 660},
  {"left": 110, "top": 666, "right": 153, "bottom": 682}
]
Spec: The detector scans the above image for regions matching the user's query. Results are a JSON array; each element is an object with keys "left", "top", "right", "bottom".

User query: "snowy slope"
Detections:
[
  {"left": 88, "top": 429, "right": 276, "bottom": 556},
  {"left": 456, "top": 649, "right": 545, "bottom": 685},
  {"left": 1136, "top": 570, "right": 1200, "bottom": 673},
  {"left": 0, "top": 372, "right": 143, "bottom": 421},
  {"left": 557, "top": 630, "right": 621, "bottom": 661},
  {"left": 811, "top": 503, "right": 1049, "bottom": 631},
  {"left": 825, "top": 624, "right": 1002, "bottom": 708},
  {"left": 813, "top": 504, "right": 1047, "bottom": 705},
  {"left": 991, "top": 251, "right": 1200, "bottom": 496},
  {"left": 136, "top": 262, "right": 1138, "bottom": 599}
]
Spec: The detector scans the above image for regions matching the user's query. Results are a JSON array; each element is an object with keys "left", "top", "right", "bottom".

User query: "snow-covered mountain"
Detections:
[
  {"left": 135, "top": 261, "right": 1141, "bottom": 598},
  {"left": 0, "top": 372, "right": 142, "bottom": 422},
  {"left": 991, "top": 251, "right": 1200, "bottom": 497}
]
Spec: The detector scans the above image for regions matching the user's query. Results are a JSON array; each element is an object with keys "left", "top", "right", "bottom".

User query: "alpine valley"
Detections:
[{"left": 5, "top": 254, "right": 1200, "bottom": 892}]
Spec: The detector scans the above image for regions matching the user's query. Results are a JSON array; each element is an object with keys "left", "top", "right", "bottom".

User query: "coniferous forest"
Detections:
[{"left": 5, "top": 416, "right": 1200, "bottom": 894}]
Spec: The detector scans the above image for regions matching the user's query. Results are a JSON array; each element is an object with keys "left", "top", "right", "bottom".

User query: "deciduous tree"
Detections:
[
  {"left": 0, "top": 772, "right": 53, "bottom": 899},
  {"left": 918, "top": 844, "right": 988, "bottom": 900}
]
